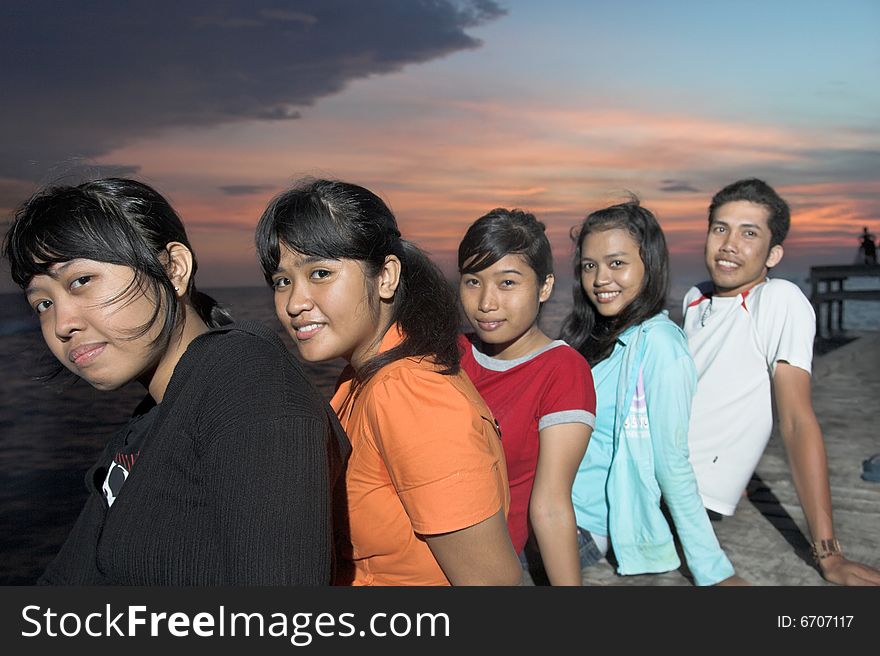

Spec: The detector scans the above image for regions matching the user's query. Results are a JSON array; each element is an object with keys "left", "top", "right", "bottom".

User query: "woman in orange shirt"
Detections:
[{"left": 255, "top": 178, "right": 521, "bottom": 586}]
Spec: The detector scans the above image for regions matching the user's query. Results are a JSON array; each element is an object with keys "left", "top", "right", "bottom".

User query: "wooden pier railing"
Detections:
[{"left": 808, "top": 264, "right": 880, "bottom": 337}]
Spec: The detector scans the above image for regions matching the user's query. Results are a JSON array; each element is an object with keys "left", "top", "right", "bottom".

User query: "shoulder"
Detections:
[
  {"left": 194, "top": 323, "right": 286, "bottom": 382},
  {"left": 365, "top": 358, "right": 488, "bottom": 417},
  {"left": 752, "top": 278, "right": 809, "bottom": 306},
  {"left": 684, "top": 281, "right": 714, "bottom": 305},
  {"left": 641, "top": 313, "right": 687, "bottom": 344},
  {"left": 542, "top": 342, "right": 592, "bottom": 373},
  {"left": 183, "top": 322, "right": 326, "bottom": 418},
  {"left": 639, "top": 314, "right": 691, "bottom": 362},
  {"left": 749, "top": 279, "right": 814, "bottom": 324}
]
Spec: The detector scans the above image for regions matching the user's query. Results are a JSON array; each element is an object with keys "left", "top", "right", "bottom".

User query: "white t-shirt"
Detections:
[{"left": 682, "top": 278, "right": 815, "bottom": 515}]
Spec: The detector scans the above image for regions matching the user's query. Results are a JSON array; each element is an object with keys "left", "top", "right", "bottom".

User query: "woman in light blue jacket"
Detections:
[{"left": 560, "top": 198, "right": 743, "bottom": 586}]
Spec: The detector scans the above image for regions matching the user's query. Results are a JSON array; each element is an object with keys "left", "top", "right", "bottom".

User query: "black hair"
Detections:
[
  {"left": 708, "top": 178, "right": 790, "bottom": 248},
  {"left": 255, "top": 178, "right": 459, "bottom": 386},
  {"left": 559, "top": 198, "right": 669, "bottom": 365},
  {"left": 457, "top": 208, "right": 553, "bottom": 282},
  {"left": 3, "top": 178, "right": 233, "bottom": 357}
]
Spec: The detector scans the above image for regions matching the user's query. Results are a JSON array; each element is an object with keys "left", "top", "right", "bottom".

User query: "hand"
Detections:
[
  {"left": 819, "top": 555, "right": 880, "bottom": 586},
  {"left": 715, "top": 574, "right": 751, "bottom": 586}
]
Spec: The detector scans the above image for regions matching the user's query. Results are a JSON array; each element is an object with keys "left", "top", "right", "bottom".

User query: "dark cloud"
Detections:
[
  {"left": 0, "top": 0, "right": 505, "bottom": 180},
  {"left": 218, "top": 184, "right": 276, "bottom": 196},
  {"left": 659, "top": 179, "right": 700, "bottom": 193}
]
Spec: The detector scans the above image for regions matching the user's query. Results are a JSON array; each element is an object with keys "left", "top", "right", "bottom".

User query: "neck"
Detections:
[
  {"left": 143, "top": 303, "right": 210, "bottom": 402},
  {"left": 349, "top": 307, "right": 396, "bottom": 373},
  {"left": 480, "top": 322, "right": 551, "bottom": 361}
]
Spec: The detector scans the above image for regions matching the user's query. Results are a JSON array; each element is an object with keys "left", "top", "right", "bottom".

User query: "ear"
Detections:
[
  {"left": 765, "top": 244, "right": 784, "bottom": 269},
  {"left": 377, "top": 254, "right": 401, "bottom": 300},
  {"left": 164, "top": 242, "right": 195, "bottom": 296},
  {"left": 538, "top": 273, "right": 555, "bottom": 303}
]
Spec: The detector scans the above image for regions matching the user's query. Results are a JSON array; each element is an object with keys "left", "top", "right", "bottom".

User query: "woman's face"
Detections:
[
  {"left": 459, "top": 253, "right": 553, "bottom": 358},
  {"left": 25, "top": 259, "right": 166, "bottom": 390},
  {"left": 271, "top": 244, "right": 388, "bottom": 369},
  {"left": 579, "top": 227, "right": 646, "bottom": 318}
]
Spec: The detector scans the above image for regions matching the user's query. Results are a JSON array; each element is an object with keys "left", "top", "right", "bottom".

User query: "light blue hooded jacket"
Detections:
[{"left": 585, "top": 312, "right": 734, "bottom": 585}]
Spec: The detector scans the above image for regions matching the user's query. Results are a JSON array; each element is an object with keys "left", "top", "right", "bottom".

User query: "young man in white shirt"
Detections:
[{"left": 683, "top": 178, "right": 880, "bottom": 586}]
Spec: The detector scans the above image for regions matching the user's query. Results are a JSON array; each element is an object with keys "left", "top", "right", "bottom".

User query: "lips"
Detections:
[
  {"left": 292, "top": 322, "right": 324, "bottom": 340},
  {"left": 476, "top": 319, "right": 505, "bottom": 331},
  {"left": 593, "top": 290, "right": 621, "bottom": 303},
  {"left": 68, "top": 342, "right": 106, "bottom": 365},
  {"left": 714, "top": 258, "right": 741, "bottom": 271}
]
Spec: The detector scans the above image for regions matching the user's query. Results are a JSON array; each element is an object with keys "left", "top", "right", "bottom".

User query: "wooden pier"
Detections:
[{"left": 809, "top": 264, "right": 880, "bottom": 336}]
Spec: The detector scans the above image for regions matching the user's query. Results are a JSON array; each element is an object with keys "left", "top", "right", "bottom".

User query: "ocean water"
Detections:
[{"left": 1, "top": 275, "right": 878, "bottom": 583}]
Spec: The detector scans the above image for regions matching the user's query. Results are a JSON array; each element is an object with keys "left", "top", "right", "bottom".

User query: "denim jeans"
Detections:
[
  {"left": 518, "top": 527, "right": 605, "bottom": 573},
  {"left": 576, "top": 527, "right": 605, "bottom": 569}
]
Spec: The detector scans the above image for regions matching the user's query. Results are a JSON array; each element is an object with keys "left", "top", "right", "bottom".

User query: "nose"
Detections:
[
  {"left": 283, "top": 282, "right": 314, "bottom": 317},
  {"left": 592, "top": 264, "right": 611, "bottom": 287},
  {"left": 720, "top": 232, "right": 738, "bottom": 253},
  {"left": 478, "top": 286, "right": 498, "bottom": 313},
  {"left": 52, "top": 298, "right": 85, "bottom": 341}
]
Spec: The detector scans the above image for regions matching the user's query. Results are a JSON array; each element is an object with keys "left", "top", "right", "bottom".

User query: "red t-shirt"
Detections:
[{"left": 459, "top": 334, "right": 596, "bottom": 553}]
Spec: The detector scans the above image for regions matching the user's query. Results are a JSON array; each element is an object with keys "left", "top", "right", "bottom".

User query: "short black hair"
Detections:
[
  {"left": 708, "top": 178, "right": 790, "bottom": 248},
  {"left": 3, "top": 178, "right": 231, "bottom": 356},
  {"left": 457, "top": 208, "right": 553, "bottom": 283}
]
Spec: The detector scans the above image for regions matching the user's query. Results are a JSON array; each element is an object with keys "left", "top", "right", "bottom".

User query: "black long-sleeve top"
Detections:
[{"left": 38, "top": 321, "right": 350, "bottom": 585}]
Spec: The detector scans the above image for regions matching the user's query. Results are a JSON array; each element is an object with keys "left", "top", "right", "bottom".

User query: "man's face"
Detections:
[{"left": 704, "top": 200, "right": 783, "bottom": 297}]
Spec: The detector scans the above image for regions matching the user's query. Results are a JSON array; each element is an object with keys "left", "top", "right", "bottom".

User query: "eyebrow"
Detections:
[
  {"left": 24, "top": 261, "right": 75, "bottom": 295},
  {"left": 275, "top": 254, "right": 340, "bottom": 273},
  {"left": 581, "top": 252, "right": 628, "bottom": 260},
  {"left": 711, "top": 219, "right": 763, "bottom": 230}
]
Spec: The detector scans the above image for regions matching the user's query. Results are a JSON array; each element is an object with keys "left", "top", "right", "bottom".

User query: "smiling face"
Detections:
[
  {"left": 25, "top": 259, "right": 166, "bottom": 391},
  {"left": 459, "top": 253, "right": 553, "bottom": 359},
  {"left": 271, "top": 244, "right": 397, "bottom": 369},
  {"left": 705, "top": 200, "right": 783, "bottom": 297},
  {"left": 579, "top": 228, "right": 646, "bottom": 318}
]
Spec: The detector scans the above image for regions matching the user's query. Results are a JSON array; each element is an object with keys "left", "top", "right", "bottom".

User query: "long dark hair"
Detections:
[
  {"left": 3, "top": 178, "right": 233, "bottom": 353},
  {"left": 255, "top": 178, "right": 460, "bottom": 386},
  {"left": 559, "top": 198, "right": 669, "bottom": 365}
]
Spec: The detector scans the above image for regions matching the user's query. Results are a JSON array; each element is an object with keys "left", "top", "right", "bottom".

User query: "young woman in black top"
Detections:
[{"left": 4, "top": 178, "right": 349, "bottom": 585}]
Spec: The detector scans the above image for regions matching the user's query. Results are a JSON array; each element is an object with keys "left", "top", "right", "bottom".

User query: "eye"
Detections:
[
  {"left": 744, "top": 230, "right": 757, "bottom": 237},
  {"left": 712, "top": 225, "right": 726, "bottom": 234},
  {"left": 69, "top": 275, "right": 92, "bottom": 290},
  {"left": 310, "top": 268, "right": 332, "bottom": 280},
  {"left": 462, "top": 277, "right": 479, "bottom": 288},
  {"left": 500, "top": 279, "right": 516, "bottom": 288},
  {"left": 34, "top": 299, "right": 53, "bottom": 314},
  {"left": 272, "top": 277, "right": 291, "bottom": 290},
  {"left": 610, "top": 260, "right": 624, "bottom": 268},
  {"left": 581, "top": 262, "right": 595, "bottom": 272}
]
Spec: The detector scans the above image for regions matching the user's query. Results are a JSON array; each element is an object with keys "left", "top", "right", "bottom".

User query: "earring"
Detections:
[{"left": 174, "top": 286, "right": 180, "bottom": 292}]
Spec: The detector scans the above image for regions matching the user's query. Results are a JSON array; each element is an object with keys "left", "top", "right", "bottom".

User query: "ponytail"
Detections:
[
  {"left": 356, "top": 240, "right": 459, "bottom": 386},
  {"left": 190, "top": 287, "right": 234, "bottom": 328}
]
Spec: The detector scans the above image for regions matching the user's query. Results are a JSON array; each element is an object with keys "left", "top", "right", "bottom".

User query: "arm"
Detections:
[
  {"left": 643, "top": 327, "right": 737, "bottom": 585},
  {"left": 529, "top": 422, "right": 591, "bottom": 585},
  {"left": 207, "top": 414, "right": 335, "bottom": 585},
  {"left": 424, "top": 508, "right": 522, "bottom": 586},
  {"left": 773, "top": 363, "right": 880, "bottom": 586},
  {"left": 368, "top": 368, "right": 520, "bottom": 586}
]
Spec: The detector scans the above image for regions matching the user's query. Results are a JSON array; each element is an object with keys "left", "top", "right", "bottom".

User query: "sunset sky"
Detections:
[{"left": 2, "top": 0, "right": 878, "bottom": 293}]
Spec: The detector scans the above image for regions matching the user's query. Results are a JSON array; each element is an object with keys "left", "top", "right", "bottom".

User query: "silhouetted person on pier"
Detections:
[{"left": 858, "top": 226, "right": 877, "bottom": 265}]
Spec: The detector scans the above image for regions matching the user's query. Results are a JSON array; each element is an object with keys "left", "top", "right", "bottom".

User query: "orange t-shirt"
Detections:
[{"left": 331, "top": 326, "right": 509, "bottom": 586}]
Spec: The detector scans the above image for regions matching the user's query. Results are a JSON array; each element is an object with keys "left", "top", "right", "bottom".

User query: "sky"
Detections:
[{"left": 2, "top": 0, "right": 879, "bottom": 294}]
